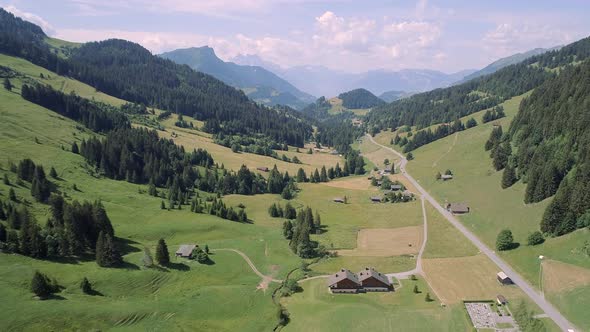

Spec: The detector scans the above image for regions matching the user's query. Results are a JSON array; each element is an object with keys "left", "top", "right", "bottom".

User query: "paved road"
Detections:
[
  {"left": 366, "top": 134, "right": 577, "bottom": 332},
  {"left": 212, "top": 248, "right": 283, "bottom": 283}
]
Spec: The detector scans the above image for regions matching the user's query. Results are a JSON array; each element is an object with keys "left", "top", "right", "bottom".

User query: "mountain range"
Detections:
[
  {"left": 231, "top": 54, "right": 476, "bottom": 97},
  {"left": 160, "top": 47, "right": 315, "bottom": 110}
]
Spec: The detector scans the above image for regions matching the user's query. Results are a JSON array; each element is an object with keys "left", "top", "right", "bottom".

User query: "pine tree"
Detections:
[
  {"left": 49, "top": 167, "right": 58, "bottom": 178},
  {"left": 501, "top": 163, "right": 517, "bottom": 189},
  {"left": 0, "top": 223, "right": 6, "bottom": 242},
  {"left": 407, "top": 152, "right": 414, "bottom": 160},
  {"left": 160, "top": 200, "right": 166, "bottom": 209},
  {"left": 314, "top": 212, "right": 321, "bottom": 234},
  {"left": 3, "top": 173, "right": 9, "bottom": 185},
  {"left": 156, "top": 238, "right": 170, "bottom": 265},
  {"left": 3, "top": 78, "right": 12, "bottom": 91},
  {"left": 425, "top": 292, "right": 433, "bottom": 302},
  {"left": 9, "top": 187, "right": 16, "bottom": 201},
  {"left": 413, "top": 285, "right": 419, "bottom": 293},
  {"left": 96, "top": 231, "right": 122, "bottom": 267},
  {"left": 80, "top": 277, "right": 93, "bottom": 294},
  {"left": 282, "top": 220, "right": 293, "bottom": 239},
  {"left": 31, "top": 271, "right": 53, "bottom": 298},
  {"left": 0, "top": 204, "right": 5, "bottom": 221},
  {"left": 71, "top": 142, "right": 79, "bottom": 154},
  {"left": 320, "top": 166, "right": 328, "bottom": 182}
]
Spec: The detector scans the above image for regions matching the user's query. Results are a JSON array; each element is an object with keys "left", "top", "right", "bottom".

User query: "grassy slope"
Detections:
[
  {"left": 0, "top": 65, "right": 303, "bottom": 331},
  {"left": 282, "top": 278, "right": 471, "bottom": 332},
  {"left": 377, "top": 92, "right": 590, "bottom": 329}
]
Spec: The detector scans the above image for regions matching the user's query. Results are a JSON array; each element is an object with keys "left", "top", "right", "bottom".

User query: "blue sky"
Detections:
[{"left": 3, "top": 0, "right": 589, "bottom": 73}]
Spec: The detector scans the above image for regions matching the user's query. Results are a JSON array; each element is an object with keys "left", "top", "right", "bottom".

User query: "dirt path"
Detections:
[
  {"left": 212, "top": 248, "right": 283, "bottom": 283},
  {"left": 432, "top": 132, "right": 458, "bottom": 168}
]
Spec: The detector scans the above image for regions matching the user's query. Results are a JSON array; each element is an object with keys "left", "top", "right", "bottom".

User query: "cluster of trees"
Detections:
[
  {"left": 315, "top": 115, "right": 365, "bottom": 154},
  {"left": 337, "top": 88, "right": 385, "bottom": 109},
  {"left": 384, "top": 191, "right": 414, "bottom": 203},
  {"left": 15, "top": 158, "right": 55, "bottom": 203},
  {"left": 174, "top": 114, "right": 194, "bottom": 129},
  {"left": 484, "top": 125, "right": 513, "bottom": 179},
  {"left": 194, "top": 165, "right": 268, "bottom": 196},
  {"left": 401, "top": 119, "right": 466, "bottom": 152},
  {"left": 21, "top": 84, "right": 130, "bottom": 133},
  {"left": 482, "top": 106, "right": 506, "bottom": 123},
  {"left": 215, "top": 133, "right": 300, "bottom": 164},
  {"left": 268, "top": 202, "right": 297, "bottom": 219},
  {"left": 189, "top": 196, "right": 248, "bottom": 223},
  {"left": 0, "top": 195, "right": 120, "bottom": 266},
  {"left": 506, "top": 59, "right": 590, "bottom": 235},
  {"left": 80, "top": 127, "right": 213, "bottom": 191},
  {"left": 282, "top": 206, "right": 325, "bottom": 258},
  {"left": 30, "top": 271, "right": 61, "bottom": 298}
]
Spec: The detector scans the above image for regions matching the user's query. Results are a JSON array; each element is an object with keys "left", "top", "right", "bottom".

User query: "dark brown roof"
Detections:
[
  {"left": 327, "top": 269, "right": 360, "bottom": 287},
  {"left": 448, "top": 203, "right": 469, "bottom": 213},
  {"left": 357, "top": 267, "right": 390, "bottom": 286}
]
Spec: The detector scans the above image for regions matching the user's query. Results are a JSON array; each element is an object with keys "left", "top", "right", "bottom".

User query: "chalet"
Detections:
[
  {"left": 383, "top": 166, "right": 392, "bottom": 174},
  {"left": 441, "top": 174, "right": 453, "bottom": 181},
  {"left": 497, "top": 272, "right": 513, "bottom": 285},
  {"left": 446, "top": 203, "right": 470, "bottom": 214},
  {"left": 496, "top": 294, "right": 508, "bottom": 305},
  {"left": 357, "top": 267, "right": 392, "bottom": 292},
  {"left": 256, "top": 167, "right": 269, "bottom": 172},
  {"left": 370, "top": 196, "right": 382, "bottom": 203},
  {"left": 391, "top": 184, "right": 403, "bottom": 191},
  {"left": 176, "top": 244, "right": 197, "bottom": 258},
  {"left": 327, "top": 269, "right": 361, "bottom": 293},
  {"left": 333, "top": 197, "right": 345, "bottom": 203}
]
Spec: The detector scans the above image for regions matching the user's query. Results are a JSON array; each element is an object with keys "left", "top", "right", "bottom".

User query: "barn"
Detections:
[
  {"left": 497, "top": 272, "right": 513, "bottom": 285},
  {"left": 446, "top": 203, "right": 470, "bottom": 214},
  {"left": 176, "top": 244, "right": 197, "bottom": 258}
]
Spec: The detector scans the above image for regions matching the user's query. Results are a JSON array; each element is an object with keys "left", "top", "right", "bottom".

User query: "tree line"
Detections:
[
  {"left": 337, "top": 88, "right": 385, "bottom": 109},
  {"left": 502, "top": 59, "right": 590, "bottom": 236}
]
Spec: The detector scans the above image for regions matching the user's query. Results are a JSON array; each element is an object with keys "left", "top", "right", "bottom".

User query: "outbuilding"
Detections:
[
  {"left": 333, "top": 197, "right": 345, "bottom": 203},
  {"left": 497, "top": 272, "right": 513, "bottom": 285},
  {"left": 391, "top": 184, "right": 403, "bottom": 191},
  {"left": 446, "top": 203, "right": 470, "bottom": 214},
  {"left": 441, "top": 174, "right": 453, "bottom": 181},
  {"left": 496, "top": 294, "right": 508, "bottom": 305},
  {"left": 176, "top": 244, "right": 197, "bottom": 258},
  {"left": 256, "top": 167, "right": 269, "bottom": 172},
  {"left": 370, "top": 196, "right": 382, "bottom": 203}
]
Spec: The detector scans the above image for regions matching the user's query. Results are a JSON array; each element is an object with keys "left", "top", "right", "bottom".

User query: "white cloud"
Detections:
[
  {"left": 482, "top": 23, "right": 575, "bottom": 57},
  {"left": 4, "top": 5, "right": 56, "bottom": 35}
]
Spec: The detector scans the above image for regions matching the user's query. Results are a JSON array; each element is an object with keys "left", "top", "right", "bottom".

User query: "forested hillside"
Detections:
[
  {"left": 338, "top": 88, "right": 385, "bottom": 109},
  {"left": 506, "top": 59, "right": 590, "bottom": 236},
  {"left": 366, "top": 36, "right": 590, "bottom": 131},
  {"left": 0, "top": 8, "right": 312, "bottom": 147}
]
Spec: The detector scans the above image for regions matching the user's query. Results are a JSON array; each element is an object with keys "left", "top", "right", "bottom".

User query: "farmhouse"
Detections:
[
  {"left": 391, "top": 184, "right": 403, "bottom": 191},
  {"left": 496, "top": 294, "right": 508, "bottom": 305},
  {"left": 383, "top": 166, "right": 392, "bottom": 174},
  {"left": 176, "top": 244, "right": 197, "bottom": 258},
  {"left": 446, "top": 203, "right": 470, "bottom": 214},
  {"left": 333, "top": 197, "right": 345, "bottom": 203},
  {"left": 357, "top": 267, "right": 392, "bottom": 292},
  {"left": 441, "top": 174, "right": 453, "bottom": 180},
  {"left": 256, "top": 166, "right": 269, "bottom": 172},
  {"left": 370, "top": 196, "right": 382, "bottom": 203},
  {"left": 497, "top": 272, "right": 513, "bottom": 285},
  {"left": 327, "top": 269, "right": 361, "bottom": 293}
]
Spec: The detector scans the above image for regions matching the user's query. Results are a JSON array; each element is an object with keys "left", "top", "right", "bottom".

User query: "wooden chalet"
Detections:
[
  {"left": 357, "top": 267, "right": 392, "bottom": 292},
  {"left": 446, "top": 202, "right": 470, "bottom": 214},
  {"left": 327, "top": 269, "right": 361, "bottom": 293},
  {"left": 176, "top": 244, "right": 197, "bottom": 258}
]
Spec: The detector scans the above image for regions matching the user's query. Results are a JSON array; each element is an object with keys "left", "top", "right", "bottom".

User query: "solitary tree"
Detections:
[
  {"left": 527, "top": 231, "right": 544, "bottom": 246},
  {"left": 407, "top": 152, "right": 414, "bottom": 160},
  {"left": 3, "top": 78, "right": 12, "bottom": 91},
  {"left": 496, "top": 229, "right": 515, "bottom": 251},
  {"left": 9, "top": 187, "right": 16, "bottom": 201},
  {"left": 49, "top": 167, "right": 58, "bottom": 179},
  {"left": 3, "top": 173, "right": 9, "bottom": 185},
  {"left": 80, "top": 277, "right": 93, "bottom": 294},
  {"left": 71, "top": 142, "right": 79, "bottom": 154},
  {"left": 31, "top": 271, "right": 54, "bottom": 298},
  {"left": 155, "top": 238, "right": 170, "bottom": 265},
  {"left": 425, "top": 292, "right": 433, "bottom": 302},
  {"left": 413, "top": 285, "right": 419, "bottom": 293}
]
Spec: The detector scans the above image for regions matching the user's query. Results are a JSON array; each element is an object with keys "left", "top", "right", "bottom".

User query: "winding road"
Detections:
[{"left": 366, "top": 134, "right": 577, "bottom": 332}]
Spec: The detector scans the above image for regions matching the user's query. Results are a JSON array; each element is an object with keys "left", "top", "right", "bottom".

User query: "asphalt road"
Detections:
[{"left": 366, "top": 134, "right": 577, "bottom": 332}]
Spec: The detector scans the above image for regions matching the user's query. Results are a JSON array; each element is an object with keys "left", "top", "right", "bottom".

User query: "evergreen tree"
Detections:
[
  {"left": 284, "top": 203, "right": 297, "bottom": 219},
  {"left": 425, "top": 292, "right": 433, "bottom": 302},
  {"left": 413, "top": 285, "right": 419, "bottom": 293},
  {"left": 501, "top": 163, "right": 517, "bottom": 188},
  {"left": 160, "top": 200, "right": 166, "bottom": 210},
  {"left": 312, "top": 169, "right": 320, "bottom": 183},
  {"left": 0, "top": 223, "right": 6, "bottom": 242},
  {"left": 407, "top": 152, "right": 414, "bottom": 160},
  {"left": 314, "top": 212, "right": 321, "bottom": 234},
  {"left": 0, "top": 204, "right": 5, "bottom": 221},
  {"left": 320, "top": 166, "right": 328, "bottom": 182},
  {"left": 496, "top": 229, "right": 514, "bottom": 251},
  {"left": 466, "top": 117, "right": 477, "bottom": 128},
  {"left": 71, "top": 142, "right": 79, "bottom": 154},
  {"left": 80, "top": 277, "right": 93, "bottom": 294},
  {"left": 9, "top": 187, "right": 16, "bottom": 201},
  {"left": 3, "top": 77, "right": 12, "bottom": 91},
  {"left": 3, "top": 173, "right": 9, "bottom": 185},
  {"left": 49, "top": 167, "right": 58, "bottom": 179},
  {"left": 282, "top": 220, "right": 293, "bottom": 239},
  {"left": 31, "top": 271, "right": 54, "bottom": 298},
  {"left": 95, "top": 231, "right": 122, "bottom": 267},
  {"left": 155, "top": 238, "right": 170, "bottom": 265},
  {"left": 296, "top": 168, "right": 307, "bottom": 182}
]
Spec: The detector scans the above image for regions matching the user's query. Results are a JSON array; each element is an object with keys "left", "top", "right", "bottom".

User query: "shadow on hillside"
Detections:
[
  {"left": 45, "top": 294, "right": 66, "bottom": 301},
  {"left": 117, "top": 237, "right": 142, "bottom": 255},
  {"left": 167, "top": 262, "right": 190, "bottom": 271}
]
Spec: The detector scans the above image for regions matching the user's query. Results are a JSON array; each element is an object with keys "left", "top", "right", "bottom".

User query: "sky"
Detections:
[{"left": 2, "top": 0, "right": 589, "bottom": 73}]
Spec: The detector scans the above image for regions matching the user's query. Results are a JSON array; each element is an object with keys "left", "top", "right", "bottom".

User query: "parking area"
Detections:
[{"left": 465, "top": 302, "right": 518, "bottom": 331}]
